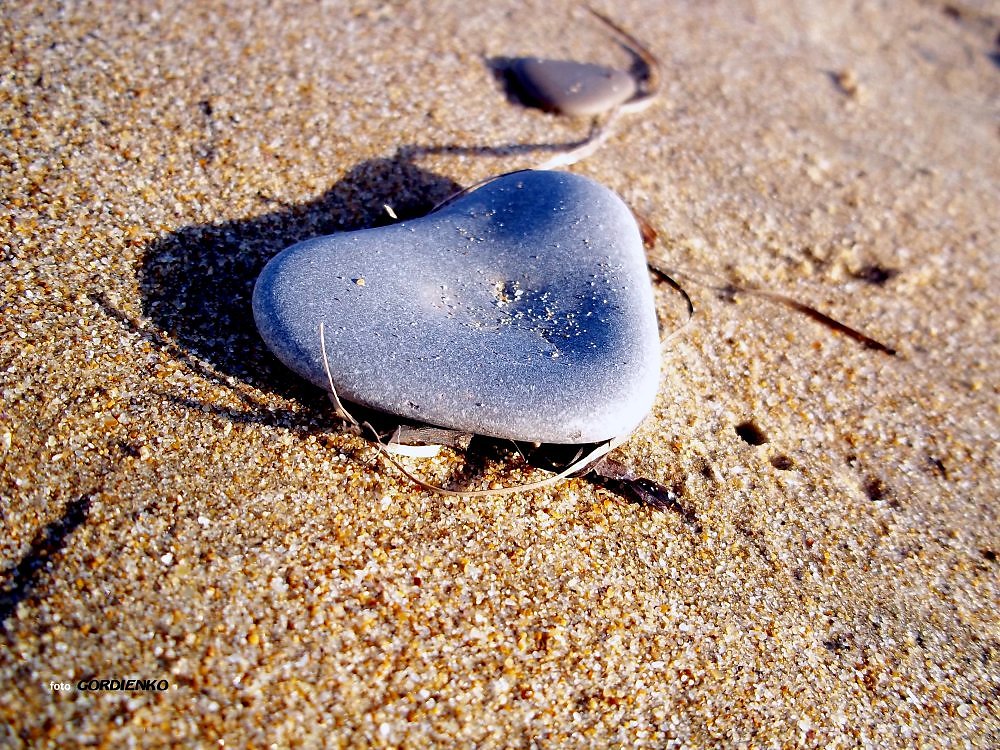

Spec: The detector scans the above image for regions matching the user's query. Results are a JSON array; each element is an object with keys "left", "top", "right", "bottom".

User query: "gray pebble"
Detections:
[
  {"left": 509, "top": 57, "right": 637, "bottom": 116},
  {"left": 253, "top": 170, "right": 660, "bottom": 444}
]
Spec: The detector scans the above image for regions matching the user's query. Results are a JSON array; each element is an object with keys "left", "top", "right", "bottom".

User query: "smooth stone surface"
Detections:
[
  {"left": 509, "top": 57, "right": 637, "bottom": 116},
  {"left": 253, "top": 170, "right": 660, "bottom": 444}
]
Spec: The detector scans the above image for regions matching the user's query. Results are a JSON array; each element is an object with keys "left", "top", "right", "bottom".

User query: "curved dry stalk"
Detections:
[
  {"left": 654, "top": 266, "right": 897, "bottom": 355},
  {"left": 374, "top": 433, "right": 622, "bottom": 498},
  {"left": 648, "top": 263, "right": 696, "bottom": 347},
  {"left": 428, "top": 169, "right": 531, "bottom": 213},
  {"left": 585, "top": 5, "right": 661, "bottom": 113},
  {"left": 535, "top": 112, "right": 620, "bottom": 170},
  {"left": 319, "top": 322, "right": 360, "bottom": 427}
]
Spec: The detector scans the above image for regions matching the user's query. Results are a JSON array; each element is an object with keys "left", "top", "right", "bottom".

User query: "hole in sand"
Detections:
[
  {"left": 770, "top": 454, "right": 794, "bottom": 470},
  {"left": 735, "top": 421, "right": 768, "bottom": 446}
]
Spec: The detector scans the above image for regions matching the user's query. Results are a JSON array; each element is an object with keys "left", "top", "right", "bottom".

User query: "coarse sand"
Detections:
[{"left": 1, "top": 0, "right": 998, "bottom": 746}]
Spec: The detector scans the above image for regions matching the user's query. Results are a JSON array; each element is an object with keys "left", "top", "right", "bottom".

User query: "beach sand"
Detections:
[{"left": 1, "top": 0, "right": 997, "bottom": 746}]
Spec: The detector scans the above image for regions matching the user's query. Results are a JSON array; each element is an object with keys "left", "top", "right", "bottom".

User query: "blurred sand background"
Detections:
[{"left": 1, "top": 0, "right": 998, "bottom": 746}]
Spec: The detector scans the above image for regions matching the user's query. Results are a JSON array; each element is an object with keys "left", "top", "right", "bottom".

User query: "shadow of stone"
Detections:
[{"left": 485, "top": 56, "right": 537, "bottom": 109}]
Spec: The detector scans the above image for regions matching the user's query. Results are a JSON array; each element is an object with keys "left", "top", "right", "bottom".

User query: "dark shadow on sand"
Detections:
[{"left": 0, "top": 493, "right": 94, "bottom": 628}]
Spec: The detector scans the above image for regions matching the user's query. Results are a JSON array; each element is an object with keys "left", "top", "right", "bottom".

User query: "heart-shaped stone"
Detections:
[
  {"left": 253, "top": 170, "right": 660, "bottom": 444},
  {"left": 509, "top": 58, "right": 637, "bottom": 116}
]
